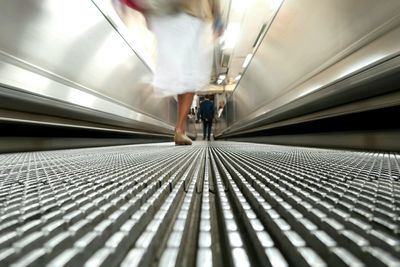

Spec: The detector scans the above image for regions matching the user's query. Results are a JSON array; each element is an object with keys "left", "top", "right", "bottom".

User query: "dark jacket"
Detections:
[{"left": 200, "top": 99, "right": 214, "bottom": 122}]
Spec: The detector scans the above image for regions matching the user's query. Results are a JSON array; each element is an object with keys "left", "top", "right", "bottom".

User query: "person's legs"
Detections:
[
  {"left": 202, "top": 120, "right": 207, "bottom": 140},
  {"left": 175, "top": 92, "right": 194, "bottom": 145},
  {"left": 207, "top": 121, "right": 212, "bottom": 141},
  {"left": 176, "top": 92, "right": 194, "bottom": 133}
]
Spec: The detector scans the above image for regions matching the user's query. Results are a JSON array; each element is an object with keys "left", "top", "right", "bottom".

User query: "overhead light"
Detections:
[
  {"left": 242, "top": 53, "right": 253, "bottom": 68},
  {"left": 219, "top": 36, "right": 225, "bottom": 46},
  {"left": 218, "top": 74, "right": 226, "bottom": 80},
  {"left": 222, "top": 23, "right": 240, "bottom": 49},
  {"left": 234, "top": 75, "right": 241, "bottom": 81},
  {"left": 232, "top": 0, "right": 256, "bottom": 12},
  {"left": 270, "top": 0, "right": 283, "bottom": 11}
]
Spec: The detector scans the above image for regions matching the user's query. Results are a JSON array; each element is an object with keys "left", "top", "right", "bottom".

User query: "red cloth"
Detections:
[{"left": 121, "top": 0, "right": 144, "bottom": 12}]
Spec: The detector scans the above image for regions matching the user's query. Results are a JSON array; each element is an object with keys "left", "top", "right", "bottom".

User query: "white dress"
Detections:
[{"left": 149, "top": 13, "right": 214, "bottom": 97}]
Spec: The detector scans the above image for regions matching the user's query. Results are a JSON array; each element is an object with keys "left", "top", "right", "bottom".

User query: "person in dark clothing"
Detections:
[{"left": 199, "top": 95, "right": 214, "bottom": 141}]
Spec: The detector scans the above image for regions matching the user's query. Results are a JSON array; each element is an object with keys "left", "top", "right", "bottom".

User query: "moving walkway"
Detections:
[{"left": 1, "top": 0, "right": 400, "bottom": 266}]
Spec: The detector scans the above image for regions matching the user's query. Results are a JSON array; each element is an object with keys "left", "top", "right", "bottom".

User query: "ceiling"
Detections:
[{"left": 206, "top": 0, "right": 283, "bottom": 93}]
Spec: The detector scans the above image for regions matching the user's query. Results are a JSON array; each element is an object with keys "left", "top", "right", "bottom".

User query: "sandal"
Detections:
[{"left": 174, "top": 131, "right": 192, "bottom": 145}]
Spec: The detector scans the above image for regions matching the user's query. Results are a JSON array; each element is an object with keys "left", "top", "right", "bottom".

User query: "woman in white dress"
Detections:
[{"left": 148, "top": 0, "right": 222, "bottom": 145}]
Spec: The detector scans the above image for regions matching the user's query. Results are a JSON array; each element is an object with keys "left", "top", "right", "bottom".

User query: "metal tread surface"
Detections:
[{"left": 0, "top": 141, "right": 399, "bottom": 267}]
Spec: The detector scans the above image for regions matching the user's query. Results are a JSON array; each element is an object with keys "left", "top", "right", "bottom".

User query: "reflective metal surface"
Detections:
[
  {"left": 218, "top": 0, "right": 400, "bottom": 137},
  {"left": 0, "top": 0, "right": 176, "bottom": 135}
]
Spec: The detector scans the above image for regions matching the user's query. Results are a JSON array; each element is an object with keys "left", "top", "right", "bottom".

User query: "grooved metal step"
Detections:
[{"left": 0, "top": 142, "right": 399, "bottom": 267}]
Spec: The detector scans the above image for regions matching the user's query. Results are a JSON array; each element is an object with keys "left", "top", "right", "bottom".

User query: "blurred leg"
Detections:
[
  {"left": 176, "top": 92, "right": 194, "bottom": 134},
  {"left": 175, "top": 93, "right": 194, "bottom": 145}
]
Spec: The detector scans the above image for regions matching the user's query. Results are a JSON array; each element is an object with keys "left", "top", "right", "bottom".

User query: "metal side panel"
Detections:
[
  {"left": 221, "top": 0, "right": 400, "bottom": 136},
  {"left": 0, "top": 0, "right": 176, "bottom": 134},
  {"left": 0, "top": 142, "right": 399, "bottom": 266}
]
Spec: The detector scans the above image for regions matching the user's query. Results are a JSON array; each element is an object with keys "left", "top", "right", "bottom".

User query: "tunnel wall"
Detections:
[
  {"left": 0, "top": 0, "right": 176, "bottom": 135},
  {"left": 220, "top": 0, "right": 400, "bottom": 137}
]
